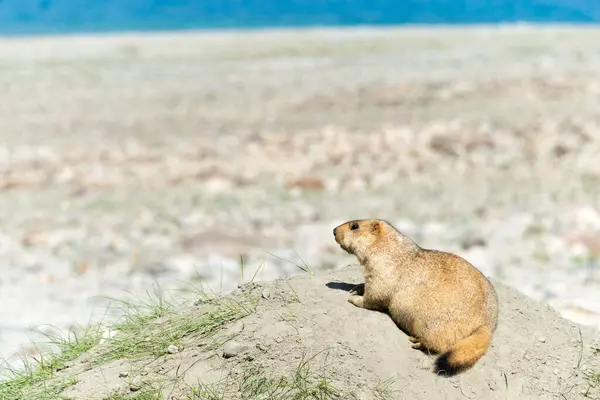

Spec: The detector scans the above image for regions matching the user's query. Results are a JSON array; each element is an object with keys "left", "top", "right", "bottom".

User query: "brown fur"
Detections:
[{"left": 333, "top": 219, "right": 499, "bottom": 376}]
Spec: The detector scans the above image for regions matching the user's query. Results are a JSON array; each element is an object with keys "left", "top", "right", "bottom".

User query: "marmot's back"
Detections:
[{"left": 419, "top": 249, "right": 498, "bottom": 323}]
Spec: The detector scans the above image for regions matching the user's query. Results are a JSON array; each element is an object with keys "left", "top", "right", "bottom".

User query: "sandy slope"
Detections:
[{"left": 39, "top": 265, "right": 599, "bottom": 400}]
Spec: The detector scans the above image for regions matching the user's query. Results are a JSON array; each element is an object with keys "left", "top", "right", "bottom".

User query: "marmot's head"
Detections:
[{"left": 333, "top": 219, "right": 387, "bottom": 259}]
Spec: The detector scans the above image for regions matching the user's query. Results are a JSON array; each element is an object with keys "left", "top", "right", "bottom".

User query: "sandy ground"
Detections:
[
  {"left": 2, "top": 25, "right": 600, "bottom": 368},
  {"left": 45, "top": 266, "right": 600, "bottom": 400}
]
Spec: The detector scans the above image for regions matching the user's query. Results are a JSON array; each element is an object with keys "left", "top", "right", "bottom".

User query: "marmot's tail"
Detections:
[{"left": 434, "top": 325, "right": 492, "bottom": 376}]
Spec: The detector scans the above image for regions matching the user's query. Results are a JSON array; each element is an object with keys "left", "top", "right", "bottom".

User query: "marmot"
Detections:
[{"left": 333, "top": 219, "right": 498, "bottom": 376}]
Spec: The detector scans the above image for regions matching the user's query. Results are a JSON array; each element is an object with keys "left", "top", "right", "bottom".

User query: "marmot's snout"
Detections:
[
  {"left": 333, "top": 229, "right": 342, "bottom": 247},
  {"left": 333, "top": 224, "right": 344, "bottom": 243},
  {"left": 333, "top": 224, "right": 345, "bottom": 248}
]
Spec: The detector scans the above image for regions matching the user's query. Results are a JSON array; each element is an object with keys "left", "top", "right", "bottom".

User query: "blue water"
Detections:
[{"left": 0, "top": 0, "right": 598, "bottom": 36}]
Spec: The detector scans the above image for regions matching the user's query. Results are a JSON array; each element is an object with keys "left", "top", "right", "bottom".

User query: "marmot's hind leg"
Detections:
[{"left": 408, "top": 336, "right": 422, "bottom": 349}]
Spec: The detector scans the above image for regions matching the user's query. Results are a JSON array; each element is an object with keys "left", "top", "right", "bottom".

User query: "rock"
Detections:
[
  {"left": 569, "top": 206, "right": 600, "bottom": 233},
  {"left": 460, "top": 236, "right": 487, "bottom": 250},
  {"left": 203, "top": 177, "right": 233, "bottom": 195},
  {"left": 256, "top": 343, "right": 267, "bottom": 352},
  {"left": 262, "top": 289, "right": 271, "bottom": 299},
  {"left": 284, "top": 176, "right": 326, "bottom": 191},
  {"left": 557, "top": 300, "right": 600, "bottom": 329},
  {"left": 118, "top": 371, "right": 129, "bottom": 378},
  {"left": 21, "top": 231, "right": 50, "bottom": 247},
  {"left": 130, "top": 384, "right": 141, "bottom": 392},
  {"left": 342, "top": 177, "right": 366, "bottom": 192},
  {"left": 167, "top": 345, "right": 180, "bottom": 354},
  {"left": 566, "top": 234, "right": 600, "bottom": 262},
  {"left": 222, "top": 341, "right": 251, "bottom": 359}
]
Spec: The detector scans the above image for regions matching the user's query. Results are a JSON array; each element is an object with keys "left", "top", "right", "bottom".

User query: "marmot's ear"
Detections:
[{"left": 371, "top": 220, "right": 381, "bottom": 233}]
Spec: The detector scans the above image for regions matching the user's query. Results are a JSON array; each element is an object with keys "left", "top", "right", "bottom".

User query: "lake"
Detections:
[{"left": 0, "top": 0, "right": 597, "bottom": 36}]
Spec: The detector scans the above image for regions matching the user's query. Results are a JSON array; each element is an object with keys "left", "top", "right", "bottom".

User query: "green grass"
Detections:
[
  {"left": 583, "top": 366, "right": 600, "bottom": 399},
  {"left": 587, "top": 371, "right": 600, "bottom": 386},
  {"left": 0, "top": 259, "right": 338, "bottom": 400},
  {"left": 18, "top": 377, "right": 80, "bottom": 400},
  {"left": 189, "top": 351, "right": 346, "bottom": 400},
  {"left": 266, "top": 251, "right": 314, "bottom": 276},
  {"left": 0, "top": 323, "right": 103, "bottom": 400},
  {"left": 102, "top": 387, "right": 163, "bottom": 400},
  {"left": 373, "top": 376, "right": 399, "bottom": 400},
  {"left": 95, "top": 294, "right": 256, "bottom": 364},
  {"left": 0, "top": 272, "right": 260, "bottom": 400}
]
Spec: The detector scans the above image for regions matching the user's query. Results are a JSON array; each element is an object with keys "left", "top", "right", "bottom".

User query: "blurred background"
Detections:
[{"left": 1, "top": 0, "right": 600, "bottom": 367}]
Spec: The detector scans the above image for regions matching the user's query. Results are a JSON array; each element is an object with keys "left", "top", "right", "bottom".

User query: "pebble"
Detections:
[
  {"left": 130, "top": 384, "right": 141, "bottom": 392},
  {"left": 222, "top": 341, "right": 251, "bottom": 358},
  {"left": 167, "top": 345, "right": 180, "bottom": 354},
  {"left": 569, "top": 206, "right": 600, "bottom": 232}
]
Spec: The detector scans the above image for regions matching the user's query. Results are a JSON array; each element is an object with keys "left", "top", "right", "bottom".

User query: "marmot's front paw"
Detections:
[
  {"left": 349, "top": 283, "right": 365, "bottom": 296},
  {"left": 347, "top": 295, "right": 365, "bottom": 309}
]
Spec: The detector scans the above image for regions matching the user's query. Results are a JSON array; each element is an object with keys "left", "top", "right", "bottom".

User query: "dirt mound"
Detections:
[{"left": 30, "top": 266, "right": 600, "bottom": 400}]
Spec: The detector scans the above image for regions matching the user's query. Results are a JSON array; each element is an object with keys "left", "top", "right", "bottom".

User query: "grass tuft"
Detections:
[
  {"left": 94, "top": 285, "right": 257, "bottom": 364},
  {"left": 239, "top": 353, "right": 342, "bottom": 400},
  {"left": 266, "top": 252, "right": 314, "bottom": 276},
  {"left": 189, "top": 351, "right": 347, "bottom": 400},
  {"left": 102, "top": 386, "right": 163, "bottom": 400},
  {"left": 584, "top": 370, "right": 600, "bottom": 396},
  {"left": 374, "top": 376, "right": 398, "bottom": 400},
  {"left": 103, "top": 286, "right": 177, "bottom": 332},
  {"left": 0, "top": 323, "right": 103, "bottom": 400},
  {"left": 0, "top": 265, "right": 261, "bottom": 400}
]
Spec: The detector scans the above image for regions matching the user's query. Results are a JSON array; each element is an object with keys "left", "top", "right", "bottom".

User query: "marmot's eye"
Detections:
[{"left": 350, "top": 223, "right": 359, "bottom": 230}]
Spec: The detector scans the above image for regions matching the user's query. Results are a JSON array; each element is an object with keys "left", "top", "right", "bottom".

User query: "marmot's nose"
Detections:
[{"left": 333, "top": 227, "right": 337, "bottom": 236}]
